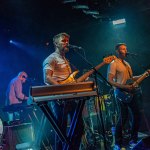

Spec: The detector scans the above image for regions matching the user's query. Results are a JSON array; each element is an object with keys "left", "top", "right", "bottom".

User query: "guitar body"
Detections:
[
  {"left": 115, "top": 88, "right": 133, "bottom": 103},
  {"left": 115, "top": 68, "right": 150, "bottom": 103},
  {"left": 116, "top": 78, "right": 143, "bottom": 103},
  {"left": 116, "top": 87, "right": 143, "bottom": 103},
  {"left": 58, "top": 70, "right": 79, "bottom": 84}
]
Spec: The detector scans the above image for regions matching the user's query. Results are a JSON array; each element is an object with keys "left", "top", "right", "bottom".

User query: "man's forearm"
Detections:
[{"left": 45, "top": 76, "right": 59, "bottom": 85}]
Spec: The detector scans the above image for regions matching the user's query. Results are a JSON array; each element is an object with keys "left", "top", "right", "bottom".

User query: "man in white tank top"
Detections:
[
  {"left": 43, "top": 33, "right": 84, "bottom": 150},
  {"left": 107, "top": 43, "right": 149, "bottom": 150}
]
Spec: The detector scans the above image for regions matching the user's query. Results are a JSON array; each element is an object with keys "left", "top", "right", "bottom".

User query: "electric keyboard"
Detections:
[
  {"left": 28, "top": 81, "right": 97, "bottom": 148},
  {"left": 3, "top": 101, "right": 32, "bottom": 112},
  {"left": 29, "top": 81, "right": 97, "bottom": 103}
]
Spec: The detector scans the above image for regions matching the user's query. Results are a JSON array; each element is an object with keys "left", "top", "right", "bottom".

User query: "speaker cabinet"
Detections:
[{"left": 4, "top": 123, "right": 34, "bottom": 150}]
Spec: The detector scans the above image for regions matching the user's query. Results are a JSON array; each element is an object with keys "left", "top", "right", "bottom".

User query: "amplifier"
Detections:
[{"left": 4, "top": 123, "right": 34, "bottom": 150}]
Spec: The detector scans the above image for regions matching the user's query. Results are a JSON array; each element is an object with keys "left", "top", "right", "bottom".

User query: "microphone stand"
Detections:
[{"left": 72, "top": 48, "right": 112, "bottom": 150}]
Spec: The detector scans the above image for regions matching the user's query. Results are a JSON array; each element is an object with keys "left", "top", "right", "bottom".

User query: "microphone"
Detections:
[
  {"left": 68, "top": 44, "right": 83, "bottom": 50},
  {"left": 126, "top": 52, "right": 138, "bottom": 56}
]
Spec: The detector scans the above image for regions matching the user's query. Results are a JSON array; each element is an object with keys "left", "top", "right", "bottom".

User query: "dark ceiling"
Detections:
[
  {"left": 0, "top": 0, "right": 150, "bottom": 42},
  {"left": 60, "top": 0, "right": 150, "bottom": 19}
]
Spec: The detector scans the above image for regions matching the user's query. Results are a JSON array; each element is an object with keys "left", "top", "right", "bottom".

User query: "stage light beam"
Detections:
[
  {"left": 9, "top": 40, "right": 13, "bottom": 44},
  {"left": 112, "top": 18, "right": 126, "bottom": 25}
]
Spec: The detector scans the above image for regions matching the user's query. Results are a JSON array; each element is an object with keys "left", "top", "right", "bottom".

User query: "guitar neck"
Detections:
[
  {"left": 133, "top": 71, "right": 149, "bottom": 87},
  {"left": 58, "top": 55, "right": 116, "bottom": 84},
  {"left": 76, "top": 62, "right": 106, "bottom": 82}
]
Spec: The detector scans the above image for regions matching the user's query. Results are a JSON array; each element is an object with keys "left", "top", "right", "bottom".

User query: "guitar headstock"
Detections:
[
  {"left": 103, "top": 55, "right": 117, "bottom": 64},
  {"left": 146, "top": 69, "right": 150, "bottom": 75}
]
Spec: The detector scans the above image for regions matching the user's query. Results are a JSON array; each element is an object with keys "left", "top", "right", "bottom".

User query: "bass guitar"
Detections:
[
  {"left": 116, "top": 70, "right": 150, "bottom": 103},
  {"left": 58, "top": 55, "right": 116, "bottom": 84}
]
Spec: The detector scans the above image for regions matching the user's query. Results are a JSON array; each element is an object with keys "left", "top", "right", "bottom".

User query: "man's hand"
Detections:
[
  {"left": 122, "top": 84, "right": 134, "bottom": 91},
  {"left": 147, "top": 69, "right": 150, "bottom": 75},
  {"left": 24, "top": 96, "right": 29, "bottom": 100}
]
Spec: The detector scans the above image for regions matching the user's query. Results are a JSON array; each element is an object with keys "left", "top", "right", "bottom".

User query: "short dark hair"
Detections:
[
  {"left": 115, "top": 43, "right": 126, "bottom": 51},
  {"left": 18, "top": 71, "right": 28, "bottom": 78},
  {"left": 53, "top": 32, "right": 70, "bottom": 44}
]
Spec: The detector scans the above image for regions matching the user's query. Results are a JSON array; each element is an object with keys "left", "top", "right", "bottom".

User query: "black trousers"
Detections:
[
  {"left": 115, "top": 91, "right": 143, "bottom": 146},
  {"left": 51, "top": 100, "right": 84, "bottom": 150}
]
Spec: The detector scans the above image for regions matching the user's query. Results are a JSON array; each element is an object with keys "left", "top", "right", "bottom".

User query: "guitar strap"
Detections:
[
  {"left": 65, "top": 58, "right": 78, "bottom": 73},
  {"left": 122, "top": 60, "right": 133, "bottom": 79},
  {"left": 114, "top": 60, "right": 134, "bottom": 103},
  {"left": 122, "top": 60, "right": 142, "bottom": 93},
  {"left": 63, "top": 58, "right": 72, "bottom": 73}
]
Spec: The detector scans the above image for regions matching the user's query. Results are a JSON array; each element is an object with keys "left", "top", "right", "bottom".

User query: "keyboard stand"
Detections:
[
  {"left": 38, "top": 97, "right": 87, "bottom": 150},
  {"left": 29, "top": 81, "right": 97, "bottom": 149}
]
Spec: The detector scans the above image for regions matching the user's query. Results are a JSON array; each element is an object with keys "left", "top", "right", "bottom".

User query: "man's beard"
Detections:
[{"left": 63, "top": 46, "right": 69, "bottom": 52}]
